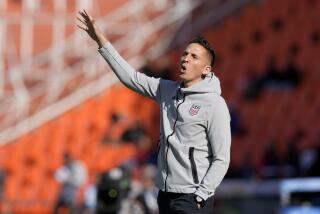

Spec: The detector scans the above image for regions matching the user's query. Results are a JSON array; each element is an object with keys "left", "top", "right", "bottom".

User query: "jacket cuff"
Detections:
[
  {"left": 97, "top": 42, "right": 112, "bottom": 52},
  {"left": 194, "top": 188, "right": 212, "bottom": 201}
]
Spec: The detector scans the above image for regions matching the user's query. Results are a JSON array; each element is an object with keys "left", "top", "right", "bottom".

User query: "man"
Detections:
[
  {"left": 77, "top": 10, "right": 231, "bottom": 214},
  {"left": 54, "top": 153, "right": 87, "bottom": 214}
]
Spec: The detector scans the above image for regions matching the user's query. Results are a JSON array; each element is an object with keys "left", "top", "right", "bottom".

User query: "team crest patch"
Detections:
[{"left": 189, "top": 104, "right": 201, "bottom": 116}]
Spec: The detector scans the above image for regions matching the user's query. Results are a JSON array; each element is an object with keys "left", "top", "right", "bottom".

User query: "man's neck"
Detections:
[{"left": 183, "top": 78, "right": 202, "bottom": 88}]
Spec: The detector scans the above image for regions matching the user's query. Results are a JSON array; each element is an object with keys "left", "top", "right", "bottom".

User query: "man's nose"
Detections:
[{"left": 182, "top": 56, "right": 189, "bottom": 63}]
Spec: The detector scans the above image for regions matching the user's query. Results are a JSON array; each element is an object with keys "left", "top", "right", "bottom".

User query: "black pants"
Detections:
[{"left": 157, "top": 190, "right": 214, "bottom": 214}]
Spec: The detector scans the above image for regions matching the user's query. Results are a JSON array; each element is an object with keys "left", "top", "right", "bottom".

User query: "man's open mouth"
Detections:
[{"left": 180, "top": 65, "right": 186, "bottom": 73}]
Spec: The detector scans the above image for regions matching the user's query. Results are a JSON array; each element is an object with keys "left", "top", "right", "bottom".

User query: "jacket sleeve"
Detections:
[
  {"left": 194, "top": 97, "right": 231, "bottom": 200},
  {"left": 98, "top": 42, "right": 161, "bottom": 101}
]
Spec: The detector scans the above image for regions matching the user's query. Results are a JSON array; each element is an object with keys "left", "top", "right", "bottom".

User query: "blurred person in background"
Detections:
[
  {"left": 242, "top": 55, "right": 302, "bottom": 101},
  {"left": 101, "top": 113, "right": 126, "bottom": 144},
  {"left": 134, "top": 135, "right": 154, "bottom": 166},
  {"left": 282, "top": 129, "right": 304, "bottom": 178},
  {"left": 261, "top": 139, "right": 281, "bottom": 179},
  {"left": 96, "top": 167, "right": 131, "bottom": 214},
  {"left": 82, "top": 174, "right": 99, "bottom": 214},
  {"left": 263, "top": 56, "right": 302, "bottom": 90},
  {"left": 309, "top": 131, "right": 320, "bottom": 177},
  {"left": 241, "top": 69, "right": 264, "bottom": 101},
  {"left": 228, "top": 100, "right": 247, "bottom": 137},
  {"left": 78, "top": 9, "right": 231, "bottom": 214},
  {"left": 121, "top": 120, "right": 145, "bottom": 144},
  {"left": 132, "top": 164, "right": 159, "bottom": 214},
  {"left": 54, "top": 153, "right": 88, "bottom": 214},
  {"left": 263, "top": 57, "right": 282, "bottom": 90},
  {"left": 281, "top": 55, "right": 302, "bottom": 88}
]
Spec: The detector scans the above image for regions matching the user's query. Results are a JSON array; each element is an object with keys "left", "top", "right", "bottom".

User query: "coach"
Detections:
[{"left": 78, "top": 10, "right": 231, "bottom": 214}]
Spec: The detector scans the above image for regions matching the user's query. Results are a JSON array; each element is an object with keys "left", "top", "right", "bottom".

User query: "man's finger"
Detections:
[
  {"left": 78, "top": 11, "right": 84, "bottom": 17},
  {"left": 77, "top": 17, "right": 87, "bottom": 26},
  {"left": 83, "top": 10, "right": 90, "bottom": 20},
  {"left": 79, "top": 10, "right": 90, "bottom": 22},
  {"left": 83, "top": 9, "right": 89, "bottom": 18},
  {"left": 83, "top": 9, "right": 94, "bottom": 22},
  {"left": 77, "top": 24, "right": 87, "bottom": 32}
]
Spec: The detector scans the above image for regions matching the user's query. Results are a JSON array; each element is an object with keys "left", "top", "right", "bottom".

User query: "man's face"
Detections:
[{"left": 180, "top": 43, "right": 212, "bottom": 87}]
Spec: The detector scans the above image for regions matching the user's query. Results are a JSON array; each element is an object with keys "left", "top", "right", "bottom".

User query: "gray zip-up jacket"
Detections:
[{"left": 98, "top": 42, "right": 231, "bottom": 201}]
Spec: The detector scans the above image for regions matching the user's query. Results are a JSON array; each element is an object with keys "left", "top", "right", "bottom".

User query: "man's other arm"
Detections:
[{"left": 194, "top": 97, "right": 231, "bottom": 200}]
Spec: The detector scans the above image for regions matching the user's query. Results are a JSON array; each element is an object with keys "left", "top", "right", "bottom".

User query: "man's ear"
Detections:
[
  {"left": 201, "top": 66, "right": 212, "bottom": 79},
  {"left": 203, "top": 65, "right": 212, "bottom": 75}
]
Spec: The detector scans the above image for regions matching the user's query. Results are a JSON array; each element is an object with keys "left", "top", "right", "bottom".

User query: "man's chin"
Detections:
[
  {"left": 179, "top": 73, "right": 187, "bottom": 79},
  {"left": 179, "top": 76, "right": 187, "bottom": 82}
]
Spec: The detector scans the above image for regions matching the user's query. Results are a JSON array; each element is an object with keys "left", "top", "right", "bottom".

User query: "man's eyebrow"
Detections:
[
  {"left": 183, "top": 50, "right": 200, "bottom": 58},
  {"left": 191, "top": 53, "right": 198, "bottom": 57}
]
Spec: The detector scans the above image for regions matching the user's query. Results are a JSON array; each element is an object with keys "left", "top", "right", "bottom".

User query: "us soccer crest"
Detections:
[{"left": 189, "top": 104, "right": 201, "bottom": 116}]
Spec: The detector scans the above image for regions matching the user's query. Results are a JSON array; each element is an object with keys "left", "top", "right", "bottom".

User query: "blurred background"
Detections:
[{"left": 0, "top": 0, "right": 319, "bottom": 213}]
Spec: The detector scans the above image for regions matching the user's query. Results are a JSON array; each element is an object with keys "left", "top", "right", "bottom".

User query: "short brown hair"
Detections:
[{"left": 190, "top": 36, "right": 215, "bottom": 67}]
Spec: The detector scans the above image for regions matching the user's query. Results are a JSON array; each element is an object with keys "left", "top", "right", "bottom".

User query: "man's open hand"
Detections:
[{"left": 77, "top": 9, "right": 108, "bottom": 48}]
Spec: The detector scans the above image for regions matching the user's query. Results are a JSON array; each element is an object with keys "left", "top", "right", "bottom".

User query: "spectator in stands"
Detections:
[
  {"left": 229, "top": 100, "right": 247, "bottom": 136},
  {"left": 102, "top": 112, "right": 126, "bottom": 144},
  {"left": 242, "top": 56, "right": 302, "bottom": 101},
  {"left": 54, "top": 153, "right": 87, "bottom": 214},
  {"left": 299, "top": 147, "right": 318, "bottom": 177},
  {"left": 263, "top": 56, "right": 302, "bottom": 90},
  {"left": 262, "top": 57, "right": 282, "bottom": 89},
  {"left": 261, "top": 139, "right": 281, "bottom": 179},
  {"left": 244, "top": 56, "right": 293, "bottom": 92},
  {"left": 281, "top": 56, "right": 302, "bottom": 88},
  {"left": 132, "top": 164, "right": 159, "bottom": 214},
  {"left": 298, "top": 146, "right": 318, "bottom": 177},
  {"left": 78, "top": 10, "right": 231, "bottom": 214},
  {"left": 82, "top": 174, "right": 98, "bottom": 214},
  {"left": 121, "top": 121, "right": 145, "bottom": 143},
  {"left": 241, "top": 68, "right": 265, "bottom": 101},
  {"left": 307, "top": 143, "right": 320, "bottom": 177},
  {"left": 263, "top": 55, "right": 301, "bottom": 90},
  {"left": 135, "top": 135, "right": 154, "bottom": 166},
  {"left": 96, "top": 167, "right": 131, "bottom": 214},
  {"left": 282, "top": 129, "right": 304, "bottom": 177}
]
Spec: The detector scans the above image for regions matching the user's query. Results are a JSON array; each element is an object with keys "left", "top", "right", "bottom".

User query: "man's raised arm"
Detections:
[{"left": 77, "top": 10, "right": 161, "bottom": 101}]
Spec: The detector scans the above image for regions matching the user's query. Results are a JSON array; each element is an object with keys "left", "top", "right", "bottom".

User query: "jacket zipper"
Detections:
[
  {"left": 164, "top": 91, "right": 185, "bottom": 192},
  {"left": 189, "top": 147, "right": 199, "bottom": 184}
]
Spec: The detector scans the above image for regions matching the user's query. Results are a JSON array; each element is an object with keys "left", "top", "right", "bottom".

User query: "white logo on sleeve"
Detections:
[{"left": 189, "top": 104, "right": 201, "bottom": 116}]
